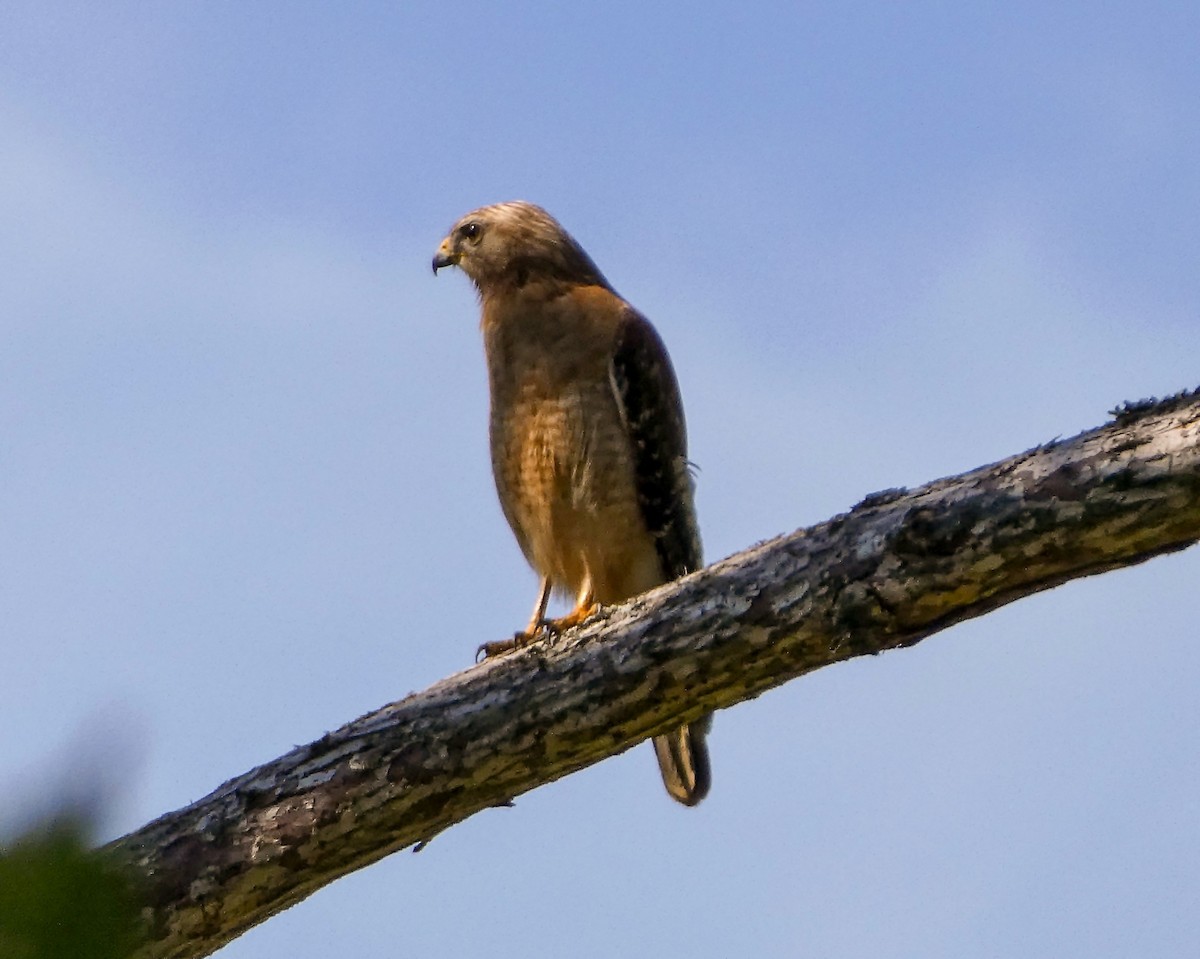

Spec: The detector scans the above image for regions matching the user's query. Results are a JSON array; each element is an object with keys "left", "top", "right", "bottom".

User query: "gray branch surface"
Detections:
[{"left": 106, "top": 390, "right": 1200, "bottom": 959}]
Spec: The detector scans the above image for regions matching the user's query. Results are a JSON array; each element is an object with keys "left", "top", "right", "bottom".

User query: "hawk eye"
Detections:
[{"left": 461, "top": 221, "right": 481, "bottom": 241}]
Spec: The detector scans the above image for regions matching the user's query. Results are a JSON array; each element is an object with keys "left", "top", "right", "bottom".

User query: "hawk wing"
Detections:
[
  {"left": 609, "top": 308, "right": 702, "bottom": 581},
  {"left": 611, "top": 308, "right": 712, "bottom": 805}
]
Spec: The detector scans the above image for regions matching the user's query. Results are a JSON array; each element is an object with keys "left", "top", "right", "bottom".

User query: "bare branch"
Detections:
[{"left": 106, "top": 389, "right": 1200, "bottom": 959}]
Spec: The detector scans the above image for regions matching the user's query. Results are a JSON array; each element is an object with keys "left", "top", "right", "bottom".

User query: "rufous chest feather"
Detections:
[{"left": 481, "top": 288, "right": 650, "bottom": 592}]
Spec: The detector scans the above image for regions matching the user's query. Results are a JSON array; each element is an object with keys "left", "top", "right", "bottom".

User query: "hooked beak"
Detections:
[{"left": 432, "top": 238, "right": 459, "bottom": 275}]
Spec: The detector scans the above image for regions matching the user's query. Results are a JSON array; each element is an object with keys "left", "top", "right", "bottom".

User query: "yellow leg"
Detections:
[
  {"left": 543, "top": 577, "right": 599, "bottom": 633},
  {"left": 477, "top": 577, "right": 553, "bottom": 660},
  {"left": 524, "top": 576, "right": 553, "bottom": 636},
  {"left": 476, "top": 576, "right": 601, "bottom": 661}
]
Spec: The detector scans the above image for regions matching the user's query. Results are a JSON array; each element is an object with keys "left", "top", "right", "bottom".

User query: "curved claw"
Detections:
[
  {"left": 476, "top": 629, "right": 538, "bottom": 662},
  {"left": 473, "top": 601, "right": 601, "bottom": 663}
]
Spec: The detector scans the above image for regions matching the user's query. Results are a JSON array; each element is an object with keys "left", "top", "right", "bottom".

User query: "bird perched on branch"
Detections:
[{"left": 433, "top": 201, "right": 711, "bottom": 806}]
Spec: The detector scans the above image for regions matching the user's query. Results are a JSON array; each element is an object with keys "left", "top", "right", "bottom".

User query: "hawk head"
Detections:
[{"left": 432, "top": 201, "right": 608, "bottom": 293}]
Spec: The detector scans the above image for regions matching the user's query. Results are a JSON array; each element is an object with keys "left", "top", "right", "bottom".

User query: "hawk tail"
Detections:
[{"left": 652, "top": 718, "right": 712, "bottom": 807}]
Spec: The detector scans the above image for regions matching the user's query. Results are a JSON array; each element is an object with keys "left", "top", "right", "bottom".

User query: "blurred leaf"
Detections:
[{"left": 0, "top": 815, "right": 142, "bottom": 959}]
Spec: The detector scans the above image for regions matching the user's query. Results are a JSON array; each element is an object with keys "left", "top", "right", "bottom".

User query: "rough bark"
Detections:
[{"left": 105, "top": 390, "right": 1200, "bottom": 959}]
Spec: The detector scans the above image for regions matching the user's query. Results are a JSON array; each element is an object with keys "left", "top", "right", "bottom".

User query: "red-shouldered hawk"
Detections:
[{"left": 433, "top": 201, "right": 711, "bottom": 806}]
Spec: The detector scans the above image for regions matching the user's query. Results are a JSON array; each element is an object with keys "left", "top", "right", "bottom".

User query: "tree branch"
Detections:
[{"left": 106, "top": 389, "right": 1200, "bottom": 959}]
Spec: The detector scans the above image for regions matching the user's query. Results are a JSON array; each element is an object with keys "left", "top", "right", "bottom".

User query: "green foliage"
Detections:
[{"left": 0, "top": 816, "right": 142, "bottom": 959}]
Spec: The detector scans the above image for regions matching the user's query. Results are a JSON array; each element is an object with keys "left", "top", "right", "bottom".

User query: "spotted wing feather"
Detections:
[{"left": 609, "top": 309, "right": 702, "bottom": 581}]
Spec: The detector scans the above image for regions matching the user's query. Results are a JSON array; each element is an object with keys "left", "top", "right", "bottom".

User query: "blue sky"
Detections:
[{"left": 2, "top": 3, "right": 1197, "bottom": 957}]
